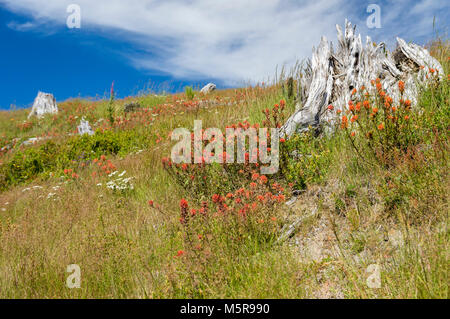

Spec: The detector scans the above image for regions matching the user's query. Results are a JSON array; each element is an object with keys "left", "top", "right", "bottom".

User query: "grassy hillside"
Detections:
[{"left": 0, "top": 41, "right": 448, "bottom": 299}]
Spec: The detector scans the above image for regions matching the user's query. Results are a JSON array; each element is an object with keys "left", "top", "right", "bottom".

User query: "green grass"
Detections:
[{"left": 0, "top": 41, "right": 448, "bottom": 299}]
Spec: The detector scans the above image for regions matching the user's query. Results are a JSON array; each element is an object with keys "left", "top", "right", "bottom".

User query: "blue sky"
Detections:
[{"left": 0, "top": 0, "right": 448, "bottom": 110}]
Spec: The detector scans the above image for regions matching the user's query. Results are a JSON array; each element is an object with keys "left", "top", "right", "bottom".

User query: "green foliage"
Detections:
[
  {"left": 335, "top": 78, "right": 443, "bottom": 167},
  {"left": 184, "top": 86, "right": 195, "bottom": 101},
  {"left": 0, "top": 142, "right": 60, "bottom": 187},
  {"left": 107, "top": 84, "right": 116, "bottom": 124},
  {"left": 0, "top": 130, "right": 148, "bottom": 190},
  {"left": 280, "top": 131, "right": 332, "bottom": 189}
]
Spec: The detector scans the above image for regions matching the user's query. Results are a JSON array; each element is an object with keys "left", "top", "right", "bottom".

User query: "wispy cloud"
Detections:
[
  {"left": 0, "top": 0, "right": 447, "bottom": 85},
  {"left": 7, "top": 21, "right": 35, "bottom": 31}
]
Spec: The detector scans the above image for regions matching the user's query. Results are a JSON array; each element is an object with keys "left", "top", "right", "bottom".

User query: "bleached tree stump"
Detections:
[
  {"left": 280, "top": 20, "right": 444, "bottom": 137},
  {"left": 77, "top": 117, "right": 94, "bottom": 136},
  {"left": 200, "top": 83, "right": 217, "bottom": 94},
  {"left": 28, "top": 92, "right": 59, "bottom": 119}
]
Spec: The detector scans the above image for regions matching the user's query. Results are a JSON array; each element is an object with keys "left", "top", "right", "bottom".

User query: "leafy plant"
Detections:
[
  {"left": 184, "top": 86, "right": 195, "bottom": 101},
  {"left": 106, "top": 81, "right": 116, "bottom": 124}
]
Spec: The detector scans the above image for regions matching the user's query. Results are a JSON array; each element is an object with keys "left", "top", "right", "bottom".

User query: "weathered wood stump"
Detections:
[
  {"left": 280, "top": 20, "right": 444, "bottom": 137},
  {"left": 28, "top": 91, "right": 59, "bottom": 119},
  {"left": 200, "top": 83, "right": 217, "bottom": 94}
]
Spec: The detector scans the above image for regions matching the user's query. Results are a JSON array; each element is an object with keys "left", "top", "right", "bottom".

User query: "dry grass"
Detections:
[{"left": 0, "top": 44, "right": 448, "bottom": 299}]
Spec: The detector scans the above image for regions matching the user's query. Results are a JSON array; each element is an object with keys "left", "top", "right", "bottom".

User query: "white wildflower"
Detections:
[
  {"left": 108, "top": 171, "right": 118, "bottom": 177},
  {"left": 47, "top": 192, "right": 57, "bottom": 199}
]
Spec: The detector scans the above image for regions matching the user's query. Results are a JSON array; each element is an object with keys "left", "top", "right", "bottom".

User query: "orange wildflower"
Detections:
[
  {"left": 398, "top": 80, "right": 405, "bottom": 93},
  {"left": 341, "top": 116, "right": 348, "bottom": 129}
]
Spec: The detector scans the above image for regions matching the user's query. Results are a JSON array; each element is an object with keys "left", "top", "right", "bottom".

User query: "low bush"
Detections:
[{"left": 0, "top": 129, "right": 148, "bottom": 190}]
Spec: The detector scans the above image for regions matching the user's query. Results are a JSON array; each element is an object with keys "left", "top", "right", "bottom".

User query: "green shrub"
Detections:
[
  {"left": 280, "top": 131, "right": 332, "bottom": 189},
  {"left": 0, "top": 141, "right": 60, "bottom": 188},
  {"left": 0, "top": 129, "right": 149, "bottom": 190},
  {"left": 184, "top": 86, "right": 195, "bottom": 101}
]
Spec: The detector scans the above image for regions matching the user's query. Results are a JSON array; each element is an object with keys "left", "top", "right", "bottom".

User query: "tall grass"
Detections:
[{"left": 0, "top": 40, "right": 448, "bottom": 299}]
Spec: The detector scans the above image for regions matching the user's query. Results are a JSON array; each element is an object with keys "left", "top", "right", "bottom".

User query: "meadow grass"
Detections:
[{"left": 0, "top": 42, "right": 448, "bottom": 299}]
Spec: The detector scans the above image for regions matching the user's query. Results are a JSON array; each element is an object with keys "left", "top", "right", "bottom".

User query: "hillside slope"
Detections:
[{"left": 0, "top": 41, "right": 448, "bottom": 299}]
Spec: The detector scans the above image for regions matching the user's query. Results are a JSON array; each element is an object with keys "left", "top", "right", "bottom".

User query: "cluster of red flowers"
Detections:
[
  {"left": 16, "top": 121, "right": 33, "bottom": 132},
  {"left": 98, "top": 91, "right": 247, "bottom": 132},
  {"left": 162, "top": 116, "right": 282, "bottom": 195},
  {"left": 262, "top": 99, "right": 287, "bottom": 128},
  {"left": 63, "top": 168, "right": 79, "bottom": 179},
  {"left": 333, "top": 79, "right": 412, "bottom": 136},
  {"left": 178, "top": 174, "right": 289, "bottom": 226},
  {"left": 91, "top": 155, "right": 117, "bottom": 176},
  {"left": 332, "top": 78, "right": 422, "bottom": 165}
]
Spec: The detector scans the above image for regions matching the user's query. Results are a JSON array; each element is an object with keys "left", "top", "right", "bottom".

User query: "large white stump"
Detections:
[
  {"left": 28, "top": 92, "right": 59, "bottom": 119},
  {"left": 280, "top": 20, "right": 444, "bottom": 138},
  {"left": 200, "top": 83, "right": 216, "bottom": 94}
]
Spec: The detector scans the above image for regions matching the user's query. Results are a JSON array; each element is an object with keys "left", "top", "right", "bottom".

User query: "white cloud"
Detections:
[
  {"left": 0, "top": 0, "right": 447, "bottom": 85},
  {"left": 7, "top": 21, "right": 35, "bottom": 31}
]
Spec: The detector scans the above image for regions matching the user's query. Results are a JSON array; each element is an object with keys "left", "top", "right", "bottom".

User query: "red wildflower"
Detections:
[
  {"left": 180, "top": 199, "right": 189, "bottom": 210},
  {"left": 212, "top": 194, "right": 221, "bottom": 203},
  {"left": 398, "top": 80, "right": 405, "bottom": 93},
  {"left": 259, "top": 175, "right": 268, "bottom": 184},
  {"left": 363, "top": 100, "right": 370, "bottom": 109},
  {"left": 341, "top": 116, "right": 348, "bottom": 129}
]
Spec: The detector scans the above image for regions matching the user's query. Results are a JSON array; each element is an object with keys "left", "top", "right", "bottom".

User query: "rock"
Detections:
[
  {"left": 277, "top": 207, "right": 318, "bottom": 243},
  {"left": 0, "top": 138, "right": 20, "bottom": 152},
  {"left": 388, "top": 229, "right": 404, "bottom": 248},
  {"left": 77, "top": 117, "right": 94, "bottom": 136},
  {"left": 200, "top": 83, "right": 216, "bottom": 94},
  {"left": 280, "top": 20, "right": 444, "bottom": 138},
  {"left": 28, "top": 92, "right": 59, "bottom": 119},
  {"left": 20, "top": 137, "right": 50, "bottom": 146}
]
